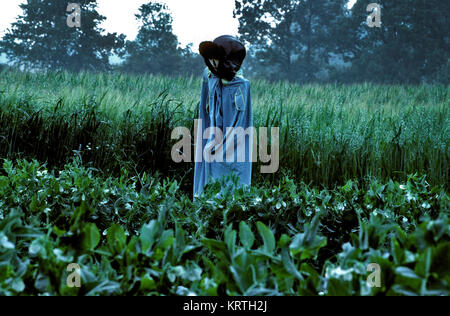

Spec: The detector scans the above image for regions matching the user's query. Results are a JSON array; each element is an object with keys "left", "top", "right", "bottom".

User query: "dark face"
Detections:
[
  {"left": 207, "top": 58, "right": 241, "bottom": 81},
  {"left": 217, "top": 59, "right": 241, "bottom": 81}
]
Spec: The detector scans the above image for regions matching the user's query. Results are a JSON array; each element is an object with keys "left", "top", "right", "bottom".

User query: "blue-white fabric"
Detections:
[{"left": 194, "top": 67, "right": 253, "bottom": 197}]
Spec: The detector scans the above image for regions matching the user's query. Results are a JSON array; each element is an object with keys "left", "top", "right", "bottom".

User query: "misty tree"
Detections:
[
  {"left": 334, "top": 0, "right": 450, "bottom": 84},
  {"left": 0, "top": 0, "right": 125, "bottom": 71},
  {"left": 234, "top": 0, "right": 348, "bottom": 82},
  {"left": 122, "top": 2, "right": 203, "bottom": 76}
]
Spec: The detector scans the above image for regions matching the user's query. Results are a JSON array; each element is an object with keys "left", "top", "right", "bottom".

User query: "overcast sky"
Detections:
[{"left": 0, "top": 0, "right": 357, "bottom": 63}]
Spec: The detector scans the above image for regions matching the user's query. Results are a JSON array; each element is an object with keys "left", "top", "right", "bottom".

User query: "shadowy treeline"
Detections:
[
  {"left": 0, "top": 0, "right": 448, "bottom": 84},
  {"left": 0, "top": 1, "right": 204, "bottom": 77}
]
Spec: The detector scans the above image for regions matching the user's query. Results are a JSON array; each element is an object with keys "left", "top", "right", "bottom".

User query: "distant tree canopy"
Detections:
[
  {"left": 338, "top": 0, "right": 450, "bottom": 84},
  {"left": 0, "top": 0, "right": 125, "bottom": 71},
  {"left": 0, "top": 0, "right": 448, "bottom": 83},
  {"left": 120, "top": 2, "right": 203, "bottom": 77},
  {"left": 235, "top": 0, "right": 449, "bottom": 84},
  {"left": 234, "top": 0, "right": 348, "bottom": 82}
]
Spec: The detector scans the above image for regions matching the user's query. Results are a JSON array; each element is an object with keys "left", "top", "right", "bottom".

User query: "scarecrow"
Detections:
[{"left": 194, "top": 35, "right": 253, "bottom": 197}]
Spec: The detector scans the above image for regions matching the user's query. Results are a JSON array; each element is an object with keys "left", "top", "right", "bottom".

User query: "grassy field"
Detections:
[
  {"left": 0, "top": 68, "right": 449, "bottom": 296},
  {"left": 0, "top": 69, "right": 448, "bottom": 191}
]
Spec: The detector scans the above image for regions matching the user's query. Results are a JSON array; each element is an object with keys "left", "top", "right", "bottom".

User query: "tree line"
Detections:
[{"left": 0, "top": 0, "right": 448, "bottom": 84}]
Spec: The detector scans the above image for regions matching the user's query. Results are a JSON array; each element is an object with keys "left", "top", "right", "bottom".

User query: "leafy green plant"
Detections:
[{"left": 0, "top": 159, "right": 448, "bottom": 296}]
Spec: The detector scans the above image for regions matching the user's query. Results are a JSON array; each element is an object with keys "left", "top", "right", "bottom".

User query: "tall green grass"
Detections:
[{"left": 0, "top": 68, "right": 448, "bottom": 192}]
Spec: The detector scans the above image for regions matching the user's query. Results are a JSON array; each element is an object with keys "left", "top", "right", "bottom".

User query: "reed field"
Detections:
[{"left": 0, "top": 68, "right": 448, "bottom": 191}]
